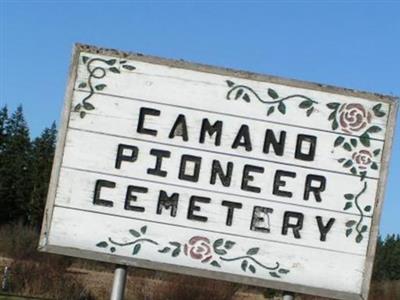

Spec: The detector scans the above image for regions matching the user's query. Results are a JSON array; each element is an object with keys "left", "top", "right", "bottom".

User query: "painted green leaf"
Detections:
[
  {"left": 327, "top": 102, "right": 340, "bottom": 109},
  {"left": 83, "top": 102, "right": 95, "bottom": 110},
  {"left": 350, "top": 167, "right": 357, "bottom": 175},
  {"left": 172, "top": 248, "right": 180, "bottom": 257},
  {"left": 211, "top": 260, "right": 221, "bottom": 268},
  {"left": 109, "top": 67, "right": 120, "bottom": 73},
  {"left": 364, "top": 205, "right": 372, "bottom": 212},
  {"left": 360, "top": 171, "right": 367, "bottom": 181},
  {"left": 374, "top": 110, "right": 386, "bottom": 117},
  {"left": 361, "top": 225, "right": 368, "bottom": 233},
  {"left": 226, "top": 80, "right": 235, "bottom": 87},
  {"left": 213, "top": 238, "right": 224, "bottom": 249},
  {"left": 338, "top": 158, "right": 346, "bottom": 163},
  {"left": 246, "top": 247, "right": 259, "bottom": 256},
  {"left": 140, "top": 225, "right": 147, "bottom": 234},
  {"left": 129, "top": 229, "right": 140, "bottom": 237},
  {"left": 360, "top": 133, "right": 370, "bottom": 147},
  {"left": 74, "top": 103, "right": 81, "bottom": 112},
  {"left": 214, "top": 248, "right": 228, "bottom": 256},
  {"left": 278, "top": 268, "right": 290, "bottom": 274},
  {"left": 343, "top": 159, "right": 353, "bottom": 168},
  {"left": 235, "top": 89, "right": 243, "bottom": 100},
  {"left": 96, "top": 241, "right": 108, "bottom": 248},
  {"left": 306, "top": 107, "right": 314, "bottom": 117},
  {"left": 346, "top": 228, "right": 353, "bottom": 237},
  {"left": 132, "top": 244, "right": 141, "bottom": 255},
  {"left": 80, "top": 111, "right": 86, "bottom": 118},
  {"left": 346, "top": 220, "right": 357, "bottom": 227},
  {"left": 267, "top": 106, "right": 275, "bottom": 116},
  {"left": 110, "top": 247, "right": 116, "bottom": 253},
  {"left": 371, "top": 162, "right": 378, "bottom": 170},
  {"left": 78, "top": 82, "right": 87, "bottom": 88},
  {"left": 242, "top": 94, "right": 250, "bottom": 102},
  {"left": 122, "top": 64, "right": 136, "bottom": 71},
  {"left": 328, "top": 111, "right": 336, "bottom": 121},
  {"left": 169, "top": 242, "right": 181, "bottom": 248},
  {"left": 278, "top": 102, "right": 286, "bottom": 115},
  {"left": 241, "top": 260, "right": 248, "bottom": 271},
  {"left": 350, "top": 138, "right": 358, "bottom": 147},
  {"left": 95, "top": 84, "right": 107, "bottom": 91},
  {"left": 334, "top": 136, "right": 345, "bottom": 147},
  {"left": 268, "top": 88, "right": 279, "bottom": 99},
  {"left": 158, "top": 247, "right": 171, "bottom": 253},
  {"left": 356, "top": 234, "right": 363, "bottom": 243},
  {"left": 368, "top": 126, "right": 382, "bottom": 133},
  {"left": 120, "top": 60, "right": 127, "bottom": 64},
  {"left": 344, "top": 202, "right": 352, "bottom": 210},
  {"left": 224, "top": 240, "right": 236, "bottom": 250},
  {"left": 82, "top": 56, "right": 89, "bottom": 64},
  {"left": 106, "top": 59, "right": 117, "bottom": 65},
  {"left": 332, "top": 119, "right": 338, "bottom": 130},
  {"left": 343, "top": 143, "right": 352, "bottom": 152},
  {"left": 373, "top": 149, "right": 381, "bottom": 157},
  {"left": 344, "top": 193, "right": 354, "bottom": 200},
  {"left": 269, "top": 272, "right": 280, "bottom": 278},
  {"left": 372, "top": 104, "right": 385, "bottom": 117},
  {"left": 372, "top": 103, "right": 382, "bottom": 112},
  {"left": 299, "top": 100, "right": 313, "bottom": 109},
  {"left": 248, "top": 265, "right": 256, "bottom": 274}
]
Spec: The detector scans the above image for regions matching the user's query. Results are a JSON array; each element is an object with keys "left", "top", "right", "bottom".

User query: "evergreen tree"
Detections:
[
  {"left": 29, "top": 122, "right": 57, "bottom": 229},
  {"left": 0, "top": 105, "right": 32, "bottom": 223}
]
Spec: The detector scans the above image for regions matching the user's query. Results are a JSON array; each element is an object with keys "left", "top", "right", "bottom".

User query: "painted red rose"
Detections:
[
  {"left": 338, "top": 103, "right": 372, "bottom": 133},
  {"left": 184, "top": 236, "right": 213, "bottom": 263},
  {"left": 352, "top": 150, "right": 373, "bottom": 169}
]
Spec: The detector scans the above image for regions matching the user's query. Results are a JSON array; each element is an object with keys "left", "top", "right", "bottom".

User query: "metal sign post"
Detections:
[
  {"left": 283, "top": 291, "right": 295, "bottom": 300},
  {"left": 110, "top": 265, "right": 127, "bottom": 300}
]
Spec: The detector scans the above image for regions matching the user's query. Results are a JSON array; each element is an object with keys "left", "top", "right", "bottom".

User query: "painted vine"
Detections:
[
  {"left": 225, "top": 80, "right": 318, "bottom": 116},
  {"left": 74, "top": 55, "right": 136, "bottom": 118},
  {"left": 96, "top": 226, "right": 290, "bottom": 279}
]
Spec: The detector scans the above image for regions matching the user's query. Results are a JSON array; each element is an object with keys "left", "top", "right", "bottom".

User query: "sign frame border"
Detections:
[{"left": 39, "top": 43, "right": 399, "bottom": 300}]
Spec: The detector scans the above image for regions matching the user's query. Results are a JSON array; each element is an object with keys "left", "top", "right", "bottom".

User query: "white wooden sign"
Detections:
[{"left": 39, "top": 44, "right": 398, "bottom": 300}]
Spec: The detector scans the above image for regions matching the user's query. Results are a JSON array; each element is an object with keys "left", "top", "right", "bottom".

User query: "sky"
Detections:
[{"left": 1, "top": 1, "right": 399, "bottom": 236}]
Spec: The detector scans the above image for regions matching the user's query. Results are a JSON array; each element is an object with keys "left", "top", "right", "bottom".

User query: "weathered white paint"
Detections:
[{"left": 39, "top": 44, "right": 398, "bottom": 300}]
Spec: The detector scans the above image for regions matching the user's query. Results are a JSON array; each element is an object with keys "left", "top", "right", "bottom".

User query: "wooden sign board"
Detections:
[{"left": 39, "top": 44, "right": 398, "bottom": 300}]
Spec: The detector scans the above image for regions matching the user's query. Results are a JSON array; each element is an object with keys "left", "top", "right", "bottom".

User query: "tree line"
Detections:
[{"left": 0, "top": 105, "right": 399, "bottom": 281}]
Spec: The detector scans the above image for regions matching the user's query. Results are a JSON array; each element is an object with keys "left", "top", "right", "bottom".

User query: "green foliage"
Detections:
[
  {"left": 0, "top": 105, "right": 57, "bottom": 229},
  {"left": 373, "top": 234, "right": 400, "bottom": 281}
]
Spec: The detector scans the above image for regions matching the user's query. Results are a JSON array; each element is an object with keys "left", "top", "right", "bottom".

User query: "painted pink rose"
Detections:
[
  {"left": 184, "top": 236, "right": 213, "bottom": 263},
  {"left": 339, "top": 103, "right": 372, "bottom": 133},
  {"left": 352, "top": 150, "right": 373, "bottom": 169}
]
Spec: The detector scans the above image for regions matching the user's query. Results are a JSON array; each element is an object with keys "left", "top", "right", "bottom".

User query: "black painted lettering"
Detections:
[
  {"left": 210, "top": 160, "right": 233, "bottom": 187},
  {"left": 273, "top": 170, "right": 296, "bottom": 198},
  {"left": 232, "top": 125, "right": 252, "bottom": 151},
  {"left": 221, "top": 201, "right": 242, "bottom": 226},
  {"left": 169, "top": 114, "right": 188, "bottom": 141},
  {"left": 187, "top": 196, "right": 210, "bottom": 222},
  {"left": 250, "top": 206, "right": 274, "bottom": 233},
  {"left": 199, "top": 119, "right": 223, "bottom": 146},
  {"left": 115, "top": 144, "right": 139, "bottom": 169},
  {"left": 263, "top": 129, "right": 286, "bottom": 156},
  {"left": 316, "top": 216, "right": 335, "bottom": 242},
  {"left": 93, "top": 179, "right": 115, "bottom": 207},
  {"left": 241, "top": 164, "right": 264, "bottom": 193},
  {"left": 157, "top": 190, "right": 179, "bottom": 217},
  {"left": 147, "top": 149, "right": 171, "bottom": 177},
  {"left": 304, "top": 175, "right": 326, "bottom": 202},
  {"left": 124, "top": 185, "right": 147, "bottom": 212},
  {"left": 137, "top": 107, "right": 160, "bottom": 136},
  {"left": 295, "top": 134, "right": 317, "bottom": 161},
  {"left": 178, "top": 155, "right": 202, "bottom": 182},
  {"left": 282, "top": 211, "right": 304, "bottom": 239}
]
